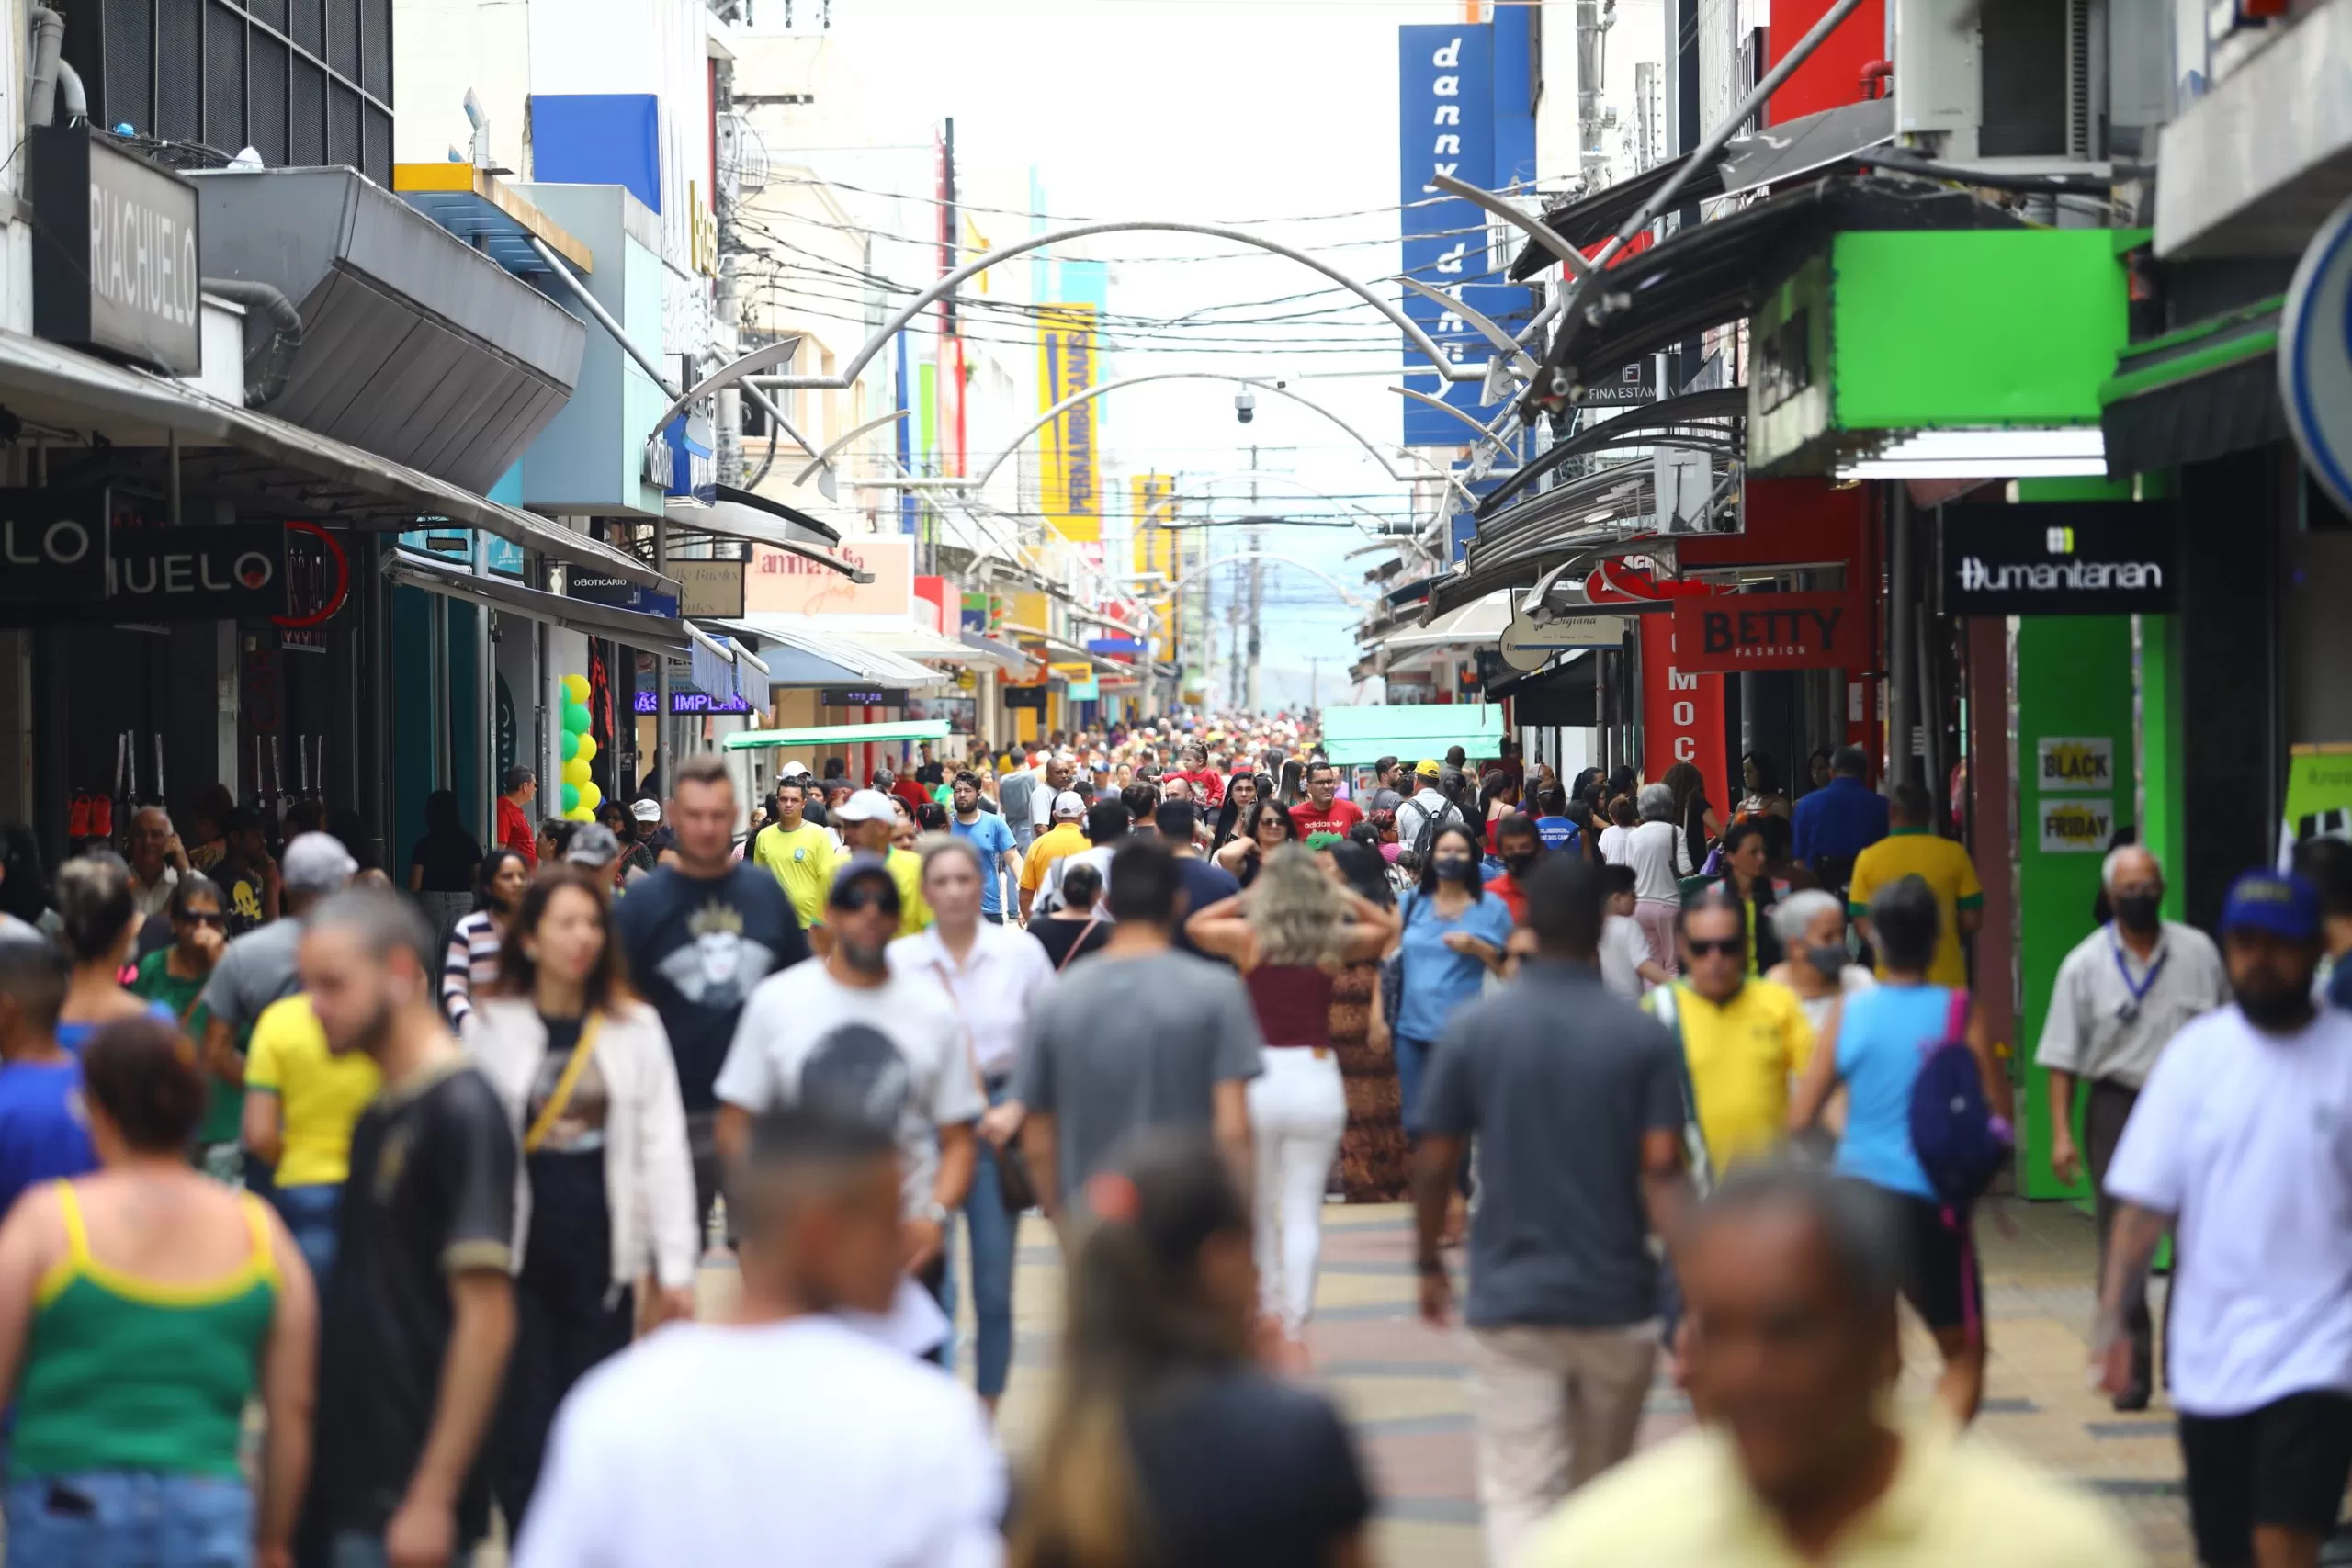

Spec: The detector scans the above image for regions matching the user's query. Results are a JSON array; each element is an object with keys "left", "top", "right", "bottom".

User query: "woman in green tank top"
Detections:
[{"left": 0, "top": 1015, "right": 317, "bottom": 1568}]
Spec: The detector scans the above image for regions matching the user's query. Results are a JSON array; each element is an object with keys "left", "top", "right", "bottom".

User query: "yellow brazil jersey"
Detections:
[
  {"left": 243, "top": 995, "right": 382, "bottom": 1188},
  {"left": 832, "top": 844, "right": 932, "bottom": 936},
  {"left": 1847, "top": 828, "right": 1985, "bottom": 989},
  {"left": 753, "top": 821, "right": 838, "bottom": 931},
  {"left": 1020, "top": 822, "right": 1090, "bottom": 894},
  {"left": 1645, "top": 978, "right": 1815, "bottom": 1170}
]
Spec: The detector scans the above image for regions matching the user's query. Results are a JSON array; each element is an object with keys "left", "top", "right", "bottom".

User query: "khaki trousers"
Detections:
[{"left": 1469, "top": 1321, "right": 1659, "bottom": 1565}]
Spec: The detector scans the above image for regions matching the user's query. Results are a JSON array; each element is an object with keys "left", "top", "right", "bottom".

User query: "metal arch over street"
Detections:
[
  {"left": 1157, "top": 549, "right": 1374, "bottom": 610},
  {"left": 1162, "top": 470, "right": 1404, "bottom": 534},
  {"left": 962, "top": 371, "right": 1483, "bottom": 509}
]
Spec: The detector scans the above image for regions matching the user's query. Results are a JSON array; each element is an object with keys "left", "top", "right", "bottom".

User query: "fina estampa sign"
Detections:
[{"left": 1939, "top": 502, "right": 2179, "bottom": 616}]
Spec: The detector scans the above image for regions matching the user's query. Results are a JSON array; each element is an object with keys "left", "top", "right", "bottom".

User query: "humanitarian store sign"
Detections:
[
  {"left": 1939, "top": 502, "right": 2179, "bottom": 616},
  {"left": 1671, "top": 591, "right": 1864, "bottom": 673},
  {"left": 28, "top": 127, "right": 202, "bottom": 374},
  {"left": 2036, "top": 737, "right": 2114, "bottom": 793},
  {"left": 2039, "top": 795, "right": 2115, "bottom": 853}
]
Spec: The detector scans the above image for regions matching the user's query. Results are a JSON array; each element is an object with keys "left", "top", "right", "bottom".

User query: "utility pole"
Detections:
[
  {"left": 1306, "top": 655, "right": 1327, "bottom": 711},
  {"left": 1245, "top": 444, "right": 1262, "bottom": 714}
]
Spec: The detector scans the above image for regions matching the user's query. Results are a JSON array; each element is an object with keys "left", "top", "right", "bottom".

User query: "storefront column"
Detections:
[{"left": 2136, "top": 612, "right": 2188, "bottom": 922}]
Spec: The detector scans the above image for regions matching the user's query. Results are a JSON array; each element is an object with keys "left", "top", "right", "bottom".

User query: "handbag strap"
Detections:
[
  {"left": 1053, "top": 918, "right": 1101, "bottom": 974},
  {"left": 930, "top": 957, "right": 992, "bottom": 1099},
  {"left": 523, "top": 1010, "right": 604, "bottom": 1155}
]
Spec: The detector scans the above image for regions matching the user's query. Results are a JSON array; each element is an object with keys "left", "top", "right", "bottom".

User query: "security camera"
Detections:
[{"left": 1235, "top": 388, "right": 1256, "bottom": 425}]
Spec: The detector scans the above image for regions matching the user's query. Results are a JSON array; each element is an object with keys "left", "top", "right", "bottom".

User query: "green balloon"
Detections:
[
  {"left": 560, "top": 782, "right": 580, "bottom": 812},
  {"left": 561, "top": 731, "right": 581, "bottom": 762},
  {"left": 563, "top": 702, "right": 592, "bottom": 733}
]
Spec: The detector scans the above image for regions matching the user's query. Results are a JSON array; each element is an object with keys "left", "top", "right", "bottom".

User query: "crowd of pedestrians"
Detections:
[{"left": 0, "top": 713, "right": 2326, "bottom": 1568}]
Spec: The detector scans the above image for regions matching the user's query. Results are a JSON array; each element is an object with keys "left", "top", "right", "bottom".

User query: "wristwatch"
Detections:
[{"left": 917, "top": 1200, "right": 951, "bottom": 1226}]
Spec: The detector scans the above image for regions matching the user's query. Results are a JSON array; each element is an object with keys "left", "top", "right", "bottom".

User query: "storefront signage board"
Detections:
[
  {"left": 1939, "top": 502, "right": 2179, "bottom": 616},
  {"left": 1670, "top": 591, "right": 1864, "bottom": 672},
  {"left": 29, "top": 127, "right": 202, "bottom": 374}
]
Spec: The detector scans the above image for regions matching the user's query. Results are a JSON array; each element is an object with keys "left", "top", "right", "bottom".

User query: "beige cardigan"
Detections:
[{"left": 461, "top": 996, "right": 699, "bottom": 1292}]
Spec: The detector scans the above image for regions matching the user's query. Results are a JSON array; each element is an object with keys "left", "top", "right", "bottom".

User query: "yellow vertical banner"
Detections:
[
  {"left": 1130, "top": 473, "right": 1176, "bottom": 661},
  {"left": 1037, "top": 304, "right": 1101, "bottom": 543}
]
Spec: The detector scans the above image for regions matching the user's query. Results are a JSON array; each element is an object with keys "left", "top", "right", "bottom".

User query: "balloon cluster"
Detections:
[{"left": 559, "top": 673, "right": 601, "bottom": 821}]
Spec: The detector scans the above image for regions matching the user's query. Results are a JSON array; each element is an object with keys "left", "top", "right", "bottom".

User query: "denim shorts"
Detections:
[{"left": 5, "top": 1472, "right": 251, "bottom": 1568}]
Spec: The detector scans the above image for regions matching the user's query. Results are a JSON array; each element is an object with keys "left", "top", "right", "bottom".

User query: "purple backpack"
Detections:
[{"left": 1907, "top": 990, "right": 2008, "bottom": 1212}]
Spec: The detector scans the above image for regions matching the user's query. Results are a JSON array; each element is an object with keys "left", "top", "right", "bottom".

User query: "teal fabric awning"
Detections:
[{"left": 1318, "top": 704, "right": 1506, "bottom": 766}]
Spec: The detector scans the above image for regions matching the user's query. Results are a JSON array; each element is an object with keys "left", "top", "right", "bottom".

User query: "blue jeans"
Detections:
[
  {"left": 1396, "top": 1035, "right": 1436, "bottom": 1137},
  {"left": 328, "top": 1533, "right": 474, "bottom": 1568},
  {"left": 270, "top": 1181, "right": 343, "bottom": 1288},
  {"left": 6, "top": 1472, "right": 250, "bottom": 1568},
  {"left": 962, "top": 1077, "right": 1019, "bottom": 1399}
]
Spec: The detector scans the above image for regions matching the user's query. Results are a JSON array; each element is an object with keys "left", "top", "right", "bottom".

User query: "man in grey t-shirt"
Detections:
[
  {"left": 1012, "top": 838, "right": 1261, "bottom": 1223},
  {"left": 1414, "top": 854, "right": 1692, "bottom": 1567},
  {"left": 198, "top": 834, "right": 356, "bottom": 1134}
]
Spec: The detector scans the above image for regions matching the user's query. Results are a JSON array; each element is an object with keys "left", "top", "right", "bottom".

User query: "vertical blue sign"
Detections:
[{"left": 1398, "top": 24, "right": 1534, "bottom": 448}]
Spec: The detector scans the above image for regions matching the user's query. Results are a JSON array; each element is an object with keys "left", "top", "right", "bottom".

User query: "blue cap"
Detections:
[
  {"left": 828, "top": 852, "right": 900, "bottom": 908},
  {"left": 2220, "top": 870, "right": 2322, "bottom": 942}
]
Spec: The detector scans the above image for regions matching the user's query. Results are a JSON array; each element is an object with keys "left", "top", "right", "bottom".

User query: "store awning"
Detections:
[
  {"left": 857, "top": 624, "right": 979, "bottom": 663},
  {"left": 1318, "top": 704, "right": 1507, "bottom": 766},
  {"left": 731, "top": 616, "right": 950, "bottom": 689},
  {"left": 1000, "top": 621, "right": 1103, "bottom": 664},
  {"left": 2098, "top": 294, "right": 2287, "bottom": 476},
  {"left": 685, "top": 622, "right": 741, "bottom": 702},
  {"left": 385, "top": 552, "right": 689, "bottom": 653},
  {"left": 0, "top": 327, "right": 674, "bottom": 592},
  {"left": 725, "top": 719, "right": 954, "bottom": 751},
  {"left": 1533, "top": 176, "right": 2026, "bottom": 400},
  {"left": 1377, "top": 592, "right": 1517, "bottom": 649},
  {"left": 1476, "top": 388, "right": 1746, "bottom": 519},
  {"left": 666, "top": 485, "right": 843, "bottom": 549},
  {"left": 958, "top": 630, "right": 1037, "bottom": 674}
]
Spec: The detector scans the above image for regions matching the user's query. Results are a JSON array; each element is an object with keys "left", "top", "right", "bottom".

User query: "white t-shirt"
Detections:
[
  {"left": 1623, "top": 819, "right": 1683, "bottom": 903},
  {"left": 1599, "top": 914, "right": 1653, "bottom": 998},
  {"left": 513, "top": 1317, "right": 1003, "bottom": 1568},
  {"left": 715, "top": 960, "right": 986, "bottom": 1216},
  {"left": 2105, "top": 1004, "right": 2352, "bottom": 1416},
  {"left": 1792, "top": 966, "right": 1878, "bottom": 1040},
  {"left": 1598, "top": 824, "right": 1632, "bottom": 866}
]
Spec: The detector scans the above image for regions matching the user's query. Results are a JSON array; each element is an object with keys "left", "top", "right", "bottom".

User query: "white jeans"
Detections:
[{"left": 1247, "top": 1047, "right": 1348, "bottom": 1337}]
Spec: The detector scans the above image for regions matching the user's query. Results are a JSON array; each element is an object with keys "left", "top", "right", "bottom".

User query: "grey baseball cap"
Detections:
[
  {"left": 281, "top": 832, "right": 358, "bottom": 896},
  {"left": 564, "top": 822, "right": 623, "bottom": 868}
]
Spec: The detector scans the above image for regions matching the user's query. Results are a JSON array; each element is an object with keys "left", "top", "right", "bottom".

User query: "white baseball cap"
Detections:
[
  {"left": 1051, "top": 790, "right": 1089, "bottom": 818},
  {"left": 778, "top": 760, "right": 810, "bottom": 779},
  {"left": 833, "top": 788, "right": 899, "bottom": 825},
  {"left": 629, "top": 798, "right": 662, "bottom": 823}
]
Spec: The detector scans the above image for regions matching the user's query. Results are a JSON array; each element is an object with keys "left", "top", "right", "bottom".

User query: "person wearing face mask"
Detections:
[
  {"left": 2035, "top": 843, "right": 2227, "bottom": 1412},
  {"left": 1481, "top": 813, "right": 1546, "bottom": 923},
  {"left": 1392, "top": 824, "right": 1515, "bottom": 1146}
]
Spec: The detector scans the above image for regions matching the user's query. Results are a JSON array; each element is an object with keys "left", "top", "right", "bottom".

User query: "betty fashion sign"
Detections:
[{"left": 1670, "top": 591, "right": 1865, "bottom": 674}]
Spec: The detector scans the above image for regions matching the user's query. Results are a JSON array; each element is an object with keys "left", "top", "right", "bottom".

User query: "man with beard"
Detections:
[
  {"left": 615, "top": 753, "right": 807, "bottom": 1242},
  {"left": 2036, "top": 844, "right": 2227, "bottom": 1410},
  {"left": 298, "top": 889, "right": 517, "bottom": 1568},
  {"left": 715, "top": 858, "right": 981, "bottom": 1315},
  {"left": 2098, "top": 870, "right": 2352, "bottom": 1568}
]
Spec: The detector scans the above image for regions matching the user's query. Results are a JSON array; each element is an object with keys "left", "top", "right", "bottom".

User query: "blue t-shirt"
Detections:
[
  {"left": 0, "top": 1059, "right": 96, "bottom": 1218},
  {"left": 55, "top": 998, "right": 178, "bottom": 1054},
  {"left": 1534, "top": 816, "right": 1581, "bottom": 852},
  {"left": 951, "top": 811, "right": 1020, "bottom": 916},
  {"left": 1392, "top": 888, "right": 1515, "bottom": 1045},
  {"left": 1831, "top": 982, "right": 1957, "bottom": 1201}
]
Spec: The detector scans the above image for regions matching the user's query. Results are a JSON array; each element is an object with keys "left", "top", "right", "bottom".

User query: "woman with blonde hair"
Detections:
[
  {"left": 1009, "top": 1131, "right": 1374, "bottom": 1568},
  {"left": 1185, "top": 845, "right": 1396, "bottom": 1366}
]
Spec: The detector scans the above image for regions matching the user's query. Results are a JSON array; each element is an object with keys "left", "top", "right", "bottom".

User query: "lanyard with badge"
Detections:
[{"left": 2108, "top": 926, "right": 2168, "bottom": 1025}]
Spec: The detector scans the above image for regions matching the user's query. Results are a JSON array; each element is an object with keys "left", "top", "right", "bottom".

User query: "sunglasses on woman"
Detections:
[
  {"left": 175, "top": 910, "right": 227, "bottom": 928},
  {"left": 1683, "top": 936, "right": 1743, "bottom": 959}
]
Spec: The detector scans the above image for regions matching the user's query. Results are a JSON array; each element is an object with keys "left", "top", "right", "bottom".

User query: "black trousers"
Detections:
[
  {"left": 2086, "top": 1078, "right": 2164, "bottom": 1391},
  {"left": 492, "top": 1237, "right": 634, "bottom": 1540}
]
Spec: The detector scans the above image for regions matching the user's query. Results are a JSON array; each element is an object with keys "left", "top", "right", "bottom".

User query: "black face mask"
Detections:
[
  {"left": 1805, "top": 943, "right": 1848, "bottom": 976},
  {"left": 1430, "top": 854, "right": 1475, "bottom": 883},
  {"left": 2114, "top": 891, "right": 2163, "bottom": 933},
  {"left": 1503, "top": 852, "right": 1538, "bottom": 876}
]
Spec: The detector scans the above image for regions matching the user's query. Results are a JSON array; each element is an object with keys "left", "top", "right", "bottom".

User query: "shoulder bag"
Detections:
[
  {"left": 524, "top": 1011, "right": 605, "bottom": 1155},
  {"left": 932, "top": 958, "right": 1040, "bottom": 1215},
  {"left": 1378, "top": 893, "right": 1425, "bottom": 1041},
  {"left": 1645, "top": 984, "right": 1713, "bottom": 1197}
]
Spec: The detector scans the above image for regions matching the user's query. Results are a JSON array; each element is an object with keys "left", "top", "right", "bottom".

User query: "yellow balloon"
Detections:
[
  {"left": 562, "top": 757, "right": 593, "bottom": 786},
  {"left": 561, "top": 673, "right": 590, "bottom": 704},
  {"left": 569, "top": 806, "right": 595, "bottom": 822},
  {"left": 574, "top": 734, "right": 599, "bottom": 764},
  {"left": 577, "top": 782, "right": 603, "bottom": 813}
]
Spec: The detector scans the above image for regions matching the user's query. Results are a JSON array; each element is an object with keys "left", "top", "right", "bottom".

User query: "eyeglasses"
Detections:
[
  {"left": 831, "top": 886, "right": 901, "bottom": 917},
  {"left": 176, "top": 911, "right": 226, "bottom": 928},
  {"left": 1684, "top": 937, "right": 1744, "bottom": 958}
]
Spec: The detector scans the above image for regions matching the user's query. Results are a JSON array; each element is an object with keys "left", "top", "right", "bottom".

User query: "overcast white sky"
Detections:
[{"left": 801, "top": 0, "right": 1486, "bottom": 708}]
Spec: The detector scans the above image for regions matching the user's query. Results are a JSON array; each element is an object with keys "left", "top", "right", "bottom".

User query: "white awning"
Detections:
[
  {"left": 1376, "top": 591, "right": 1513, "bottom": 649},
  {"left": 732, "top": 615, "right": 949, "bottom": 689},
  {"left": 857, "top": 624, "right": 979, "bottom": 663}
]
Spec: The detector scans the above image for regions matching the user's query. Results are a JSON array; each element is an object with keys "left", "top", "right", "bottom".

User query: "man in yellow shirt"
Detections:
[
  {"left": 830, "top": 787, "right": 931, "bottom": 936},
  {"left": 1848, "top": 784, "right": 1984, "bottom": 988},
  {"left": 750, "top": 775, "right": 838, "bottom": 935},
  {"left": 241, "top": 991, "right": 383, "bottom": 1282},
  {"left": 1645, "top": 890, "right": 1814, "bottom": 1172},
  {"left": 1019, "top": 790, "right": 1091, "bottom": 920},
  {"left": 1519, "top": 1164, "right": 2141, "bottom": 1568}
]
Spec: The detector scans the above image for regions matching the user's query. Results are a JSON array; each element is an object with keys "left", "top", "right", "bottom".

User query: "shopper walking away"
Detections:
[
  {"left": 2038, "top": 844, "right": 2227, "bottom": 1410},
  {"left": 242, "top": 987, "right": 380, "bottom": 1288},
  {"left": 1848, "top": 784, "right": 1984, "bottom": 988},
  {"left": 511, "top": 1105, "right": 1003, "bottom": 1568},
  {"left": 1012, "top": 839, "right": 1264, "bottom": 1225},
  {"left": 1415, "top": 855, "right": 1692, "bottom": 1565},
  {"left": 949, "top": 772, "right": 1022, "bottom": 926},
  {"left": 1020, "top": 791, "right": 1092, "bottom": 920},
  {"left": 440, "top": 848, "right": 529, "bottom": 1031},
  {"left": 1394, "top": 761, "right": 1465, "bottom": 867},
  {"left": 1186, "top": 846, "right": 1396, "bottom": 1367},
  {"left": 888, "top": 838, "right": 1057, "bottom": 1413},
  {"left": 1029, "top": 863, "right": 1113, "bottom": 970},
  {"left": 1788, "top": 874, "right": 2007, "bottom": 1423},
  {"left": 1623, "top": 784, "right": 1687, "bottom": 971},
  {"left": 2095, "top": 870, "right": 2352, "bottom": 1568},
  {"left": 1597, "top": 794, "right": 1637, "bottom": 867},
  {"left": 464, "top": 866, "right": 697, "bottom": 1537},
  {"left": 1647, "top": 889, "right": 1815, "bottom": 1174},
  {"left": 0, "top": 1016, "right": 316, "bottom": 1568},
  {"left": 130, "top": 874, "right": 231, "bottom": 1158},
  {"left": 1790, "top": 744, "right": 1888, "bottom": 896},
  {"left": 613, "top": 753, "right": 806, "bottom": 1245},
  {"left": 1595, "top": 865, "right": 1673, "bottom": 999},
  {"left": 1159, "top": 801, "right": 1240, "bottom": 959},
  {"left": 1388, "top": 823, "right": 1511, "bottom": 1141},
  {"left": 56, "top": 854, "right": 176, "bottom": 1048},
  {"left": 1011, "top": 1131, "right": 1375, "bottom": 1568},
  {"left": 198, "top": 834, "right": 359, "bottom": 1183},
  {"left": 300, "top": 889, "right": 517, "bottom": 1568},
  {"left": 1661, "top": 761, "right": 1723, "bottom": 879},
  {"left": 1522, "top": 1163, "right": 2141, "bottom": 1568},
  {"left": 1325, "top": 840, "right": 1410, "bottom": 1202},
  {"left": 410, "top": 789, "right": 484, "bottom": 937},
  {"left": 1040, "top": 799, "right": 1131, "bottom": 916},
  {"left": 498, "top": 767, "right": 541, "bottom": 869},
  {"left": 0, "top": 936, "right": 93, "bottom": 1217},
  {"left": 716, "top": 857, "right": 980, "bottom": 1318}
]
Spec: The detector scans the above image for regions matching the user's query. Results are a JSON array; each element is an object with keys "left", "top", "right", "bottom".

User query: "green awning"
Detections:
[
  {"left": 723, "top": 719, "right": 953, "bottom": 750},
  {"left": 2098, "top": 294, "right": 2286, "bottom": 476},
  {"left": 1319, "top": 704, "right": 1506, "bottom": 767}
]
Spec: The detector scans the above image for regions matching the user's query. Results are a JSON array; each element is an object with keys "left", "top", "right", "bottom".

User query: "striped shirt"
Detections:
[{"left": 441, "top": 910, "right": 503, "bottom": 1028}]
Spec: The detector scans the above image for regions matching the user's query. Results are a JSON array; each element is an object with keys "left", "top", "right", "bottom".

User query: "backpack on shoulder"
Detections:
[{"left": 1906, "top": 990, "right": 2008, "bottom": 1212}]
